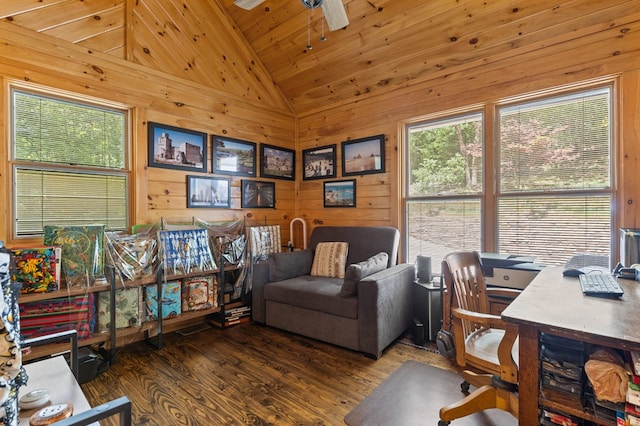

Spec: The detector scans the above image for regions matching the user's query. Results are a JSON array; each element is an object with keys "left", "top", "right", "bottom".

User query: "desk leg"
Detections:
[{"left": 518, "top": 325, "right": 539, "bottom": 424}]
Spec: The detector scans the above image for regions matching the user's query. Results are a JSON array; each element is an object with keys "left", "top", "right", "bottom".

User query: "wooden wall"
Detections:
[
  {"left": 0, "top": 1, "right": 639, "bottom": 262},
  {"left": 296, "top": 13, "right": 640, "bottom": 260},
  {"left": 0, "top": 20, "right": 297, "bottom": 247}
]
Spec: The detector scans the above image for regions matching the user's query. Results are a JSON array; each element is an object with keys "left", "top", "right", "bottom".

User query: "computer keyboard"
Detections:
[{"left": 578, "top": 273, "right": 624, "bottom": 297}]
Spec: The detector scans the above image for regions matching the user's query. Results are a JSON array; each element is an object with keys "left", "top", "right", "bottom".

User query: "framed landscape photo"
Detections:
[
  {"left": 341, "top": 134, "right": 385, "bottom": 176},
  {"left": 302, "top": 145, "right": 336, "bottom": 180},
  {"left": 212, "top": 135, "right": 257, "bottom": 176},
  {"left": 260, "top": 144, "right": 295, "bottom": 180},
  {"left": 187, "top": 175, "right": 230, "bottom": 209},
  {"left": 241, "top": 180, "right": 275, "bottom": 208},
  {"left": 148, "top": 122, "right": 207, "bottom": 172},
  {"left": 324, "top": 180, "right": 356, "bottom": 208}
]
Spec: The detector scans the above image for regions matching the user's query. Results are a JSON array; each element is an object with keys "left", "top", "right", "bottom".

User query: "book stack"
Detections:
[
  {"left": 538, "top": 333, "right": 586, "bottom": 425},
  {"left": 210, "top": 305, "right": 251, "bottom": 328},
  {"left": 626, "top": 351, "right": 640, "bottom": 425}
]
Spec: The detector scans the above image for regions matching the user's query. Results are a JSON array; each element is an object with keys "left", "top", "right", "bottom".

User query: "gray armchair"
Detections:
[{"left": 251, "top": 226, "right": 415, "bottom": 358}]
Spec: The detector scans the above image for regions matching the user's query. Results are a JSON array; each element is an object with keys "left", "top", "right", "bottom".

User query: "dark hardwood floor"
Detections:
[{"left": 80, "top": 322, "right": 453, "bottom": 425}]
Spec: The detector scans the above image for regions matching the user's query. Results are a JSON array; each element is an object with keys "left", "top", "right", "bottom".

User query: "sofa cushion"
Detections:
[
  {"left": 268, "top": 249, "right": 313, "bottom": 282},
  {"left": 340, "top": 252, "right": 389, "bottom": 298},
  {"left": 310, "top": 242, "right": 349, "bottom": 278},
  {"left": 264, "top": 275, "right": 357, "bottom": 319}
]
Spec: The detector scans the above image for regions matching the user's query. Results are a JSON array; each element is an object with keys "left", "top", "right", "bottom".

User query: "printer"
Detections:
[{"left": 480, "top": 253, "right": 545, "bottom": 290}]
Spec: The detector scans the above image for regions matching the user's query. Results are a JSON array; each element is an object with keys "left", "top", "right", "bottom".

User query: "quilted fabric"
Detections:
[
  {"left": 20, "top": 294, "right": 95, "bottom": 340},
  {"left": 181, "top": 275, "right": 217, "bottom": 312},
  {"left": 310, "top": 242, "right": 349, "bottom": 278},
  {"left": 96, "top": 287, "right": 142, "bottom": 332}
]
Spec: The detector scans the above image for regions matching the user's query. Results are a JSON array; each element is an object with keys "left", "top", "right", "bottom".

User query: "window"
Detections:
[
  {"left": 405, "top": 83, "right": 614, "bottom": 273},
  {"left": 11, "top": 87, "right": 129, "bottom": 237},
  {"left": 405, "top": 113, "right": 484, "bottom": 271}
]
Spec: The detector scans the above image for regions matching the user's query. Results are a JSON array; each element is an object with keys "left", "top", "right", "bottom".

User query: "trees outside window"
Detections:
[
  {"left": 405, "top": 84, "right": 613, "bottom": 273},
  {"left": 11, "top": 87, "right": 129, "bottom": 237}
]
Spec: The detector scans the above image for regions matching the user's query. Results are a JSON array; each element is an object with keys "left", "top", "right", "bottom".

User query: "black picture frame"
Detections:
[
  {"left": 148, "top": 122, "right": 207, "bottom": 172},
  {"left": 302, "top": 144, "right": 336, "bottom": 180},
  {"left": 341, "top": 134, "right": 385, "bottom": 176},
  {"left": 260, "top": 144, "right": 295, "bottom": 180},
  {"left": 187, "top": 175, "right": 230, "bottom": 209},
  {"left": 324, "top": 179, "right": 356, "bottom": 208},
  {"left": 212, "top": 135, "right": 257, "bottom": 176},
  {"left": 241, "top": 180, "right": 275, "bottom": 208}
]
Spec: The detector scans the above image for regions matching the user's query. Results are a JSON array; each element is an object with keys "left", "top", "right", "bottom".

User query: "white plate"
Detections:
[{"left": 19, "top": 389, "right": 50, "bottom": 409}]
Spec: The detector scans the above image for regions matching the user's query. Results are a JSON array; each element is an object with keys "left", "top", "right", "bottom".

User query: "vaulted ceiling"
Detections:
[
  {"left": 222, "top": 0, "right": 640, "bottom": 115},
  {"left": 1, "top": 0, "right": 638, "bottom": 114}
]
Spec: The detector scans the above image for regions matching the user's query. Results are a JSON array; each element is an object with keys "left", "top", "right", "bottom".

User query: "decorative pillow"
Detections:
[
  {"left": 269, "top": 249, "right": 313, "bottom": 282},
  {"left": 310, "top": 242, "right": 349, "bottom": 278},
  {"left": 340, "top": 252, "right": 389, "bottom": 298}
]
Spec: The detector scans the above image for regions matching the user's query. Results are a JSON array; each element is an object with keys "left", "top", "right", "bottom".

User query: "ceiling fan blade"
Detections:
[
  {"left": 322, "top": 0, "right": 349, "bottom": 31},
  {"left": 234, "top": 0, "right": 265, "bottom": 10}
]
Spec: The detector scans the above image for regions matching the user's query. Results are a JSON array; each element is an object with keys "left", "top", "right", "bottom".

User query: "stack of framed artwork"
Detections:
[{"left": 148, "top": 121, "right": 384, "bottom": 209}]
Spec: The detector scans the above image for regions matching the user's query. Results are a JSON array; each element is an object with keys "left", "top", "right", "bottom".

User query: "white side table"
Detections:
[{"left": 19, "top": 356, "right": 93, "bottom": 424}]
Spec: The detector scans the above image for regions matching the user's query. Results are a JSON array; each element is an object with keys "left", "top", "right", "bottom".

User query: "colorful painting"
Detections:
[
  {"left": 324, "top": 180, "right": 356, "bottom": 207},
  {"left": 145, "top": 281, "right": 181, "bottom": 320},
  {"left": 43, "top": 225, "right": 105, "bottom": 287},
  {"left": 11, "top": 246, "right": 61, "bottom": 293},
  {"left": 97, "top": 287, "right": 142, "bottom": 332},
  {"left": 157, "top": 228, "right": 216, "bottom": 276},
  {"left": 20, "top": 294, "right": 95, "bottom": 340},
  {"left": 181, "top": 276, "right": 217, "bottom": 312}
]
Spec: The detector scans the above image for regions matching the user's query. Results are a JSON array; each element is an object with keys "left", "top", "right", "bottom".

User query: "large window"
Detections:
[
  {"left": 405, "top": 83, "right": 614, "bottom": 272},
  {"left": 10, "top": 87, "right": 129, "bottom": 237}
]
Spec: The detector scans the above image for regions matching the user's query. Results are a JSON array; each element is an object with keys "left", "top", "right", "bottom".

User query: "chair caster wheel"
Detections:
[
  {"left": 461, "top": 380, "right": 470, "bottom": 394},
  {"left": 438, "top": 421, "right": 450, "bottom": 426}
]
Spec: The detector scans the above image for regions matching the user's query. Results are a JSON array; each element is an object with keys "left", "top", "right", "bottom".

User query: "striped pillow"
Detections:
[{"left": 310, "top": 242, "right": 349, "bottom": 278}]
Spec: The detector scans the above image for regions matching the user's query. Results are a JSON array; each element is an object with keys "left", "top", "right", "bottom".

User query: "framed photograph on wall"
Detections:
[
  {"left": 302, "top": 145, "right": 336, "bottom": 180},
  {"left": 324, "top": 180, "right": 356, "bottom": 208},
  {"left": 187, "top": 175, "right": 230, "bottom": 208},
  {"left": 260, "top": 144, "right": 295, "bottom": 180},
  {"left": 241, "top": 180, "right": 275, "bottom": 208},
  {"left": 212, "top": 135, "right": 257, "bottom": 176},
  {"left": 148, "top": 122, "right": 207, "bottom": 172},
  {"left": 341, "top": 134, "right": 385, "bottom": 176}
]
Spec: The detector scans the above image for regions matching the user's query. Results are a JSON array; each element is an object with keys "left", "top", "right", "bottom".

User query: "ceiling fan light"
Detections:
[
  {"left": 322, "top": 0, "right": 349, "bottom": 31},
  {"left": 301, "top": 0, "right": 324, "bottom": 9},
  {"left": 234, "top": 0, "right": 265, "bottom": 10}
]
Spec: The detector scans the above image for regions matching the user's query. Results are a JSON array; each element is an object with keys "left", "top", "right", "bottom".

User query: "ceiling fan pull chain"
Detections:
[{"left": 307, "top": 7, "right": 313, "bottom": 50}]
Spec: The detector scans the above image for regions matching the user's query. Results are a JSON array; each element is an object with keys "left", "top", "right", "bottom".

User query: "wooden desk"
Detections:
[
  {"left": 502, "top": 266, "right": 640, "bottom": 424},
  {"left": 19, "top": 356, "right": 93, "bottom": 424}
]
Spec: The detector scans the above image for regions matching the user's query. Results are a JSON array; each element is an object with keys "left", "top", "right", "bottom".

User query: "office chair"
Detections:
[{"left": 438, "top": 251, "right": 519, "bottom": 425}]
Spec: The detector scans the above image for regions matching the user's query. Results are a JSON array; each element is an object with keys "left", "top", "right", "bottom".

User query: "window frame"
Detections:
[
  {"left": 403, "top": 79, "right": 619, "bottom": 269},
  {"left": 8, "top": 82, "right": 132, "bottom": 240}
]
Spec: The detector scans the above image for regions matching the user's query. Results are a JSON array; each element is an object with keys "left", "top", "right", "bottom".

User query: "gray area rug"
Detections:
[{"left": 344, "top": 360, "right": 518, "bottom": 426}]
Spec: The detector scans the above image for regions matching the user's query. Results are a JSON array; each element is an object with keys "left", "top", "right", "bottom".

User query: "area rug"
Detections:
[{"left": 344, "top": 360, "right": 517, "bottom": 426}]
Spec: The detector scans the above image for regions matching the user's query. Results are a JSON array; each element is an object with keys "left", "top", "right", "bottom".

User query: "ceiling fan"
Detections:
[{"left": 234, "top": 0, "right": 349, "bottom": 31}]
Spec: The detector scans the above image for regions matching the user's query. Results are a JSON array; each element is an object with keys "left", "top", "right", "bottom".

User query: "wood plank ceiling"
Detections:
[{"left": 1, "top": 0, "right": 639, "bottom": 114}]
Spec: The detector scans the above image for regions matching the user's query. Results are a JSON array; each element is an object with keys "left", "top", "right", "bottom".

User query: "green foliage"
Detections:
[
  {"left": 13, "top": 91, "right": 125, "bottom": 169},
  {"left": 409, "top": 121, "right": 482, "bottom": 195}
]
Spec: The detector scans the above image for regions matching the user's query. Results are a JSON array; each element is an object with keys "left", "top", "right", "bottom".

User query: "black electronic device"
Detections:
[{"left": 562, "top": 268, "right": 584, "bottom": 277}]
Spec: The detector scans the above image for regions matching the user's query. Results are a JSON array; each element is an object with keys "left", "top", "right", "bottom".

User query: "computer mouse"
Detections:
[{"left": 562, "top": 268, "right": 584, "bottom": 277}]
